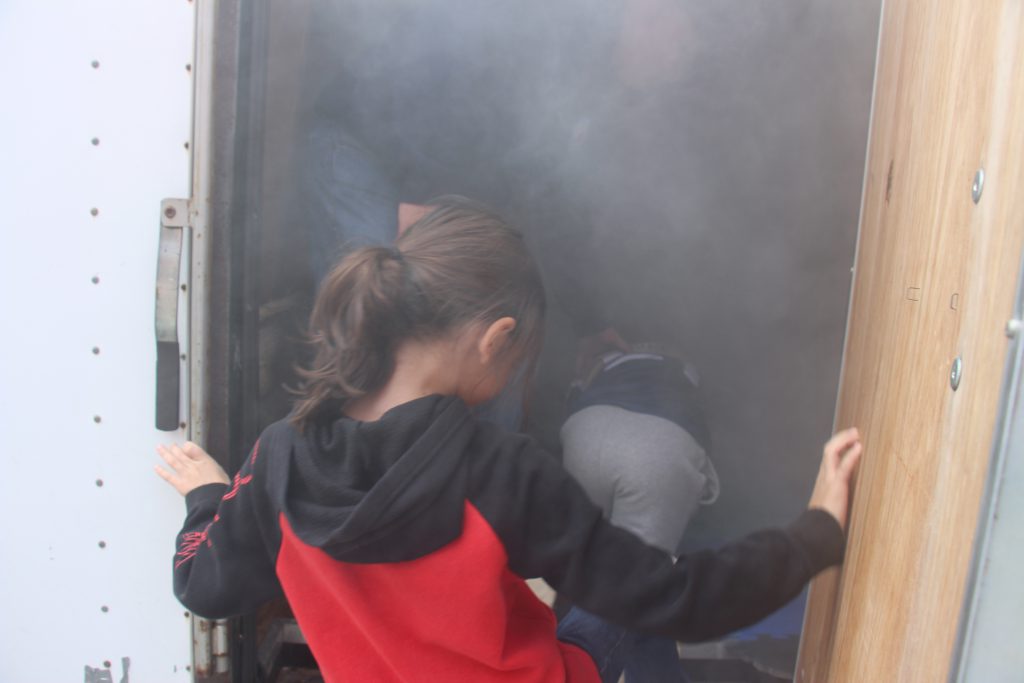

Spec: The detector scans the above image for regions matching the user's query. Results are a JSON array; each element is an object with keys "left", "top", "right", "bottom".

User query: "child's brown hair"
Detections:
[{"left": 291, "top": 196, "right": 546, "bottom": 428}]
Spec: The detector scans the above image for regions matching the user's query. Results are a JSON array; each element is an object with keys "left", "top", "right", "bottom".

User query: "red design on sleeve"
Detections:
[
  {"left": 175, "top": 439, "right": 260, "bottom": 568},
  {"left": 175, "top": 524, "right": 212, "bottom": 568},
  {"left": 222, "top": 471, "right": 254, "bottom": 501}
]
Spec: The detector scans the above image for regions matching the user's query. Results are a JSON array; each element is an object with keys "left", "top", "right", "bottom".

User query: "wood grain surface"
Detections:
[{"left": 796, "top": 1, "right": 1024, "bottom": 681}]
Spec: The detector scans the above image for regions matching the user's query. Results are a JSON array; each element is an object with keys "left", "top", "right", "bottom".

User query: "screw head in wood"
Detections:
[
  {"left": 950, "top": 356, "right": 963, "bottom": 391},
  {"left": 971, "top": 168, "right": 985, "bottom": 204}
]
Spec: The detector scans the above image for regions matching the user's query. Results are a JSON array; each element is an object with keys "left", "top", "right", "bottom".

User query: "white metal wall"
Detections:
[{"left": 0, "top": 1, "right": 196, "bottom": 681}]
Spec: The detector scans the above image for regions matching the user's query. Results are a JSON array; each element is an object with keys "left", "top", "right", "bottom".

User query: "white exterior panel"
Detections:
[{"left": 0, "top": 1, "right": 196, "bottom": 681}]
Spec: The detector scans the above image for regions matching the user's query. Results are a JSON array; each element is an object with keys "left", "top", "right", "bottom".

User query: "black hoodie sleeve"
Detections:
[
  {"left": 172, "top": 443, "right": 284, "bottom": 618},
  {"left": 470, "top": 435, "right": 844, "bottom": 642}
]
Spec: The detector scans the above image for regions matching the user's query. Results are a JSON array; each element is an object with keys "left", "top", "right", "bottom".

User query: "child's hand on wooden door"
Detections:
[{"left": 808, "top": 428, "right": 863, "bottom": 530}]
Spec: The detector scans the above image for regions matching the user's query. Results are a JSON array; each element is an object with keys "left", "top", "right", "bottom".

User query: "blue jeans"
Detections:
[
  {"left": 624, "top": 633, "right": 690, "bottom": 683},
  {"left": 557, "top": 607, "right": 631, "bottom": 683},
  {"left": 302, "top": 120, "right": 399, "bottom": 285},
  {"left": 557, "top": 608, "right": 689, "bottom": 683}
]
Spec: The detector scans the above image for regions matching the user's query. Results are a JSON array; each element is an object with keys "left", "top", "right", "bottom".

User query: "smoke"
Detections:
[{"left": 258, "top": 0, "right": 882, "bottom": 538}]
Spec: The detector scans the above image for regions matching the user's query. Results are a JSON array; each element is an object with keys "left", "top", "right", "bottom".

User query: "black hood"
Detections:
[{"left": 264, "top": 395, "right": 476, "bottom": 563}]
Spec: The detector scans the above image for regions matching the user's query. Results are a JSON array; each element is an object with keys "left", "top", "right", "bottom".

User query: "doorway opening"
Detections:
[{"left": 208, "top": 1, "right": 881, "bottom": 680}]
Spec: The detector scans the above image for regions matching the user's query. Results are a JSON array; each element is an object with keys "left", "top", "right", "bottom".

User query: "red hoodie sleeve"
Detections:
[
  {"left": 469, "top": 434, "right": 844, "bottom": 642},
  {"left": 172, "top": 443, "right": 283, "bottom": 618}
]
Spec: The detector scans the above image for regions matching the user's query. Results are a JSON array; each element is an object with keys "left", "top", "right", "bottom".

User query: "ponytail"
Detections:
[
  {"left": 291, "top": 196, "right": 546, "bottom": 430},
  {"left": 291, "top": 246, "right": 418, "bottom": 427}
]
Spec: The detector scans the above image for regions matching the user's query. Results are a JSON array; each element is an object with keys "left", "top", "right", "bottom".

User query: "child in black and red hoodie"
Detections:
[{"left": 156, "top": 196, "right": 862, "bottom": 683}]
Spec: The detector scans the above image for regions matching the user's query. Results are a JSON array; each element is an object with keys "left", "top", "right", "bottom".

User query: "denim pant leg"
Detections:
[
  {"left": 623, "top": 633, "right": 690, "bottom": 683},
  {"left": 301, "top": 120, "right": 400, "bottom": 284},
  {"left": 556, "top": 607, "right": 632, "bottom": 683}
]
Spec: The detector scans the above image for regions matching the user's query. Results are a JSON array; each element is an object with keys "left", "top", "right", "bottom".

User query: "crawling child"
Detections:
[{"left": 561, "top": 340, "right": 717, "bottom": 681}]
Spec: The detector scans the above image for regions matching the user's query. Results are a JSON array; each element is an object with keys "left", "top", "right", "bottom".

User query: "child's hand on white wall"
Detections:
[
  {"left": 155, "top": 442, "right": 231, "bottom": 496},
  {"left": 808, "top": 428, "right": 863, "bottom": 531}
]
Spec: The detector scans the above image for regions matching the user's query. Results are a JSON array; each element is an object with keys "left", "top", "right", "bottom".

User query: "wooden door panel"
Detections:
[{"left": 797, "top": 1, "right": 1024, "bottom": 681}]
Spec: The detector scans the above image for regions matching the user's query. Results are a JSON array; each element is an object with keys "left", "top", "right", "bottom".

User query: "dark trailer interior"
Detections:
[{"left": 203, "top": 1, "right": 882, "bottom": 680}]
